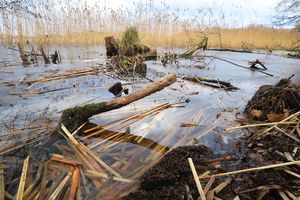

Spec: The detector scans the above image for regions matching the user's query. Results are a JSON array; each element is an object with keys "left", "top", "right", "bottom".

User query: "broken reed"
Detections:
[{"left": 0, "top": 0, "right": 299, "bottom": 50}]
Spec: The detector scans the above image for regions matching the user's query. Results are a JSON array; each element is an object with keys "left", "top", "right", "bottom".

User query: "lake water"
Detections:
[{"left": 0, "top": 45, "right": 299, "bottom": 199}]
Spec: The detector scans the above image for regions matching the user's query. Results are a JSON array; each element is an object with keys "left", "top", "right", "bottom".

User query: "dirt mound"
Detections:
[
  {"left": 123, "top": 117, "right": 300, "bottom": 200},
  {"left": 123, "top": 146, "right": 213, "bottom": 200},
  {"left": 245, "top": 78, "right": 300, "bottom": 121}
]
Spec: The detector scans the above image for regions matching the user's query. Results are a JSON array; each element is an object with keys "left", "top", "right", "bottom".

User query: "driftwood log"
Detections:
[
  {"left": 183, "top": 77, "right": 238, "bottom": 90},
  {"left": 60, "top": 73, "right": 176, "bottom": 132}
]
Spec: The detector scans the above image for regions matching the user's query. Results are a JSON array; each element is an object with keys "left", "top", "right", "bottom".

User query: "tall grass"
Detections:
[{"left": 0, "top": 0, "right": 299, "bottom": 50}]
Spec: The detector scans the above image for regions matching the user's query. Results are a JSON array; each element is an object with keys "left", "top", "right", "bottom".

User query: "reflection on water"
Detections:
[{"left": 0, "top": 45, "right": 299, "bottom": 199}]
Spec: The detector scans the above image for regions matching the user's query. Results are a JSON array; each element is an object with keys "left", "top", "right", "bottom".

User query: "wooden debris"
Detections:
[
  {"left": 183, "top": 76, "right": 238, "bottom": 90},
  {"left": 180, "top": 122, "right": 206, "bottom": 127},
  {"left": 51, "top": 154, "right": 81, "bottom": 166},
  {"left": 203, "top": 55, "right": 274, "bottom": 76},
  {"left": 249, "top": 59, "right": 267, "bottom": 70},
  {"left": 60, "top": 73, "right": 176, "bottom": 131}
]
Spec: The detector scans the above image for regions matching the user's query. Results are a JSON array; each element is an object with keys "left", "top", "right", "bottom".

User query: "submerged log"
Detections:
[{"left": 60, "top": 73, "right": 176, "bottom": 131}]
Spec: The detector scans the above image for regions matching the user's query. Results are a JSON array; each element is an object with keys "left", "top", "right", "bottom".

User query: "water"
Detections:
[{"left": 0, "top": 45, "right": 299, "bottom": 199}]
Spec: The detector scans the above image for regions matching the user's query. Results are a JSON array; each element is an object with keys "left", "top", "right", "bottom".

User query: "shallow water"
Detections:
[{"left": 0, "top": 45, "right": 299, "bottom": 199}]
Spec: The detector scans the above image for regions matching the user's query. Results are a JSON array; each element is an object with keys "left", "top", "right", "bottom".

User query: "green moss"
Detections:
[{"left": 60, "top": 102, "right": 122, "bottom": 131}]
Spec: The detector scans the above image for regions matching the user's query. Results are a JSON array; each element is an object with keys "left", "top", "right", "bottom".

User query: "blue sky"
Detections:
[{"left": 87, "top": 0, "right": 282, "bottom": 27}]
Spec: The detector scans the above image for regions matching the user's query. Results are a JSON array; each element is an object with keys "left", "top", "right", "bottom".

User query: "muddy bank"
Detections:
[
  {"left": 124, "top": 121, "right": 300, "bottom": 200},
  {"left": 123, "top": 146, "right": 214, "bottom": 200}
]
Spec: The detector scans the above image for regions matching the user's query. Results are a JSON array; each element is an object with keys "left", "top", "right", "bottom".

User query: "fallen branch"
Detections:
[
  {"left": 60, "top": 73, "right": 176, "bottom": 131},
  {"left": 182, "top": 77, "right": 238, "bottom": 90},
  {"left": 202, "top": 55, "right": 273, "bottom": 77}
]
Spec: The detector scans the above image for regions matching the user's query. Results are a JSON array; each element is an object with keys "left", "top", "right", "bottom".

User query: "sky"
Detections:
[{"left": 87, "top": 0, "right": 282, "bottom": 27}]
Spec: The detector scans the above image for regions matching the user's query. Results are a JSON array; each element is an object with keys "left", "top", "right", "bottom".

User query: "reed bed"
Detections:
[{"left": 0, "top": 0, "right": 298, "bottom": 50}]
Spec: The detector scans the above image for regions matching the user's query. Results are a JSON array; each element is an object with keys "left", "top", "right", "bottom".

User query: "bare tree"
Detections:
[
  {"left": 275, "top": 0, "right": 300, "bottom": 26},
  {"left": 0, "top": 0, "right": 38, "bottom": 17}
]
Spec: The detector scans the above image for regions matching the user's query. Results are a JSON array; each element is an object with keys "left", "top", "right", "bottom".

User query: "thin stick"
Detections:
[
  {"left": 48, "top": 171, "right": 72, "bottom": 200},
  {"left": 203, "top": 177, "right": 215, "bottom": 195},
  {"left": 72, "top": 122, "right": 87, "bottom": 136},
  {"left": 200, "top": 161, "right": 300, "bottom": 179},
  {"left": 188, "top": 158, "right": 206, "bottom": 200},
  {"left": 16, "top": 156, "right": 29, "bottom": 200},
  {"left": 226, "top": 122, "right": 298, "bottom": 132},
  {"left": 61, "top": 124, "right": 79, "bottom": 145}
]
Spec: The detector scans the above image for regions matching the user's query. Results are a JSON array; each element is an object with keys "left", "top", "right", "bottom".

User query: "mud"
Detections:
[{"left": 124, "top": 132, "right": 300, "bottom": 200}]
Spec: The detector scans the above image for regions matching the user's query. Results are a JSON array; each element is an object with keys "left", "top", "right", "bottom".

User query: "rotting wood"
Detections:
[{"left": 60, "top": 73, "right": 176, "bottom": 131}]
